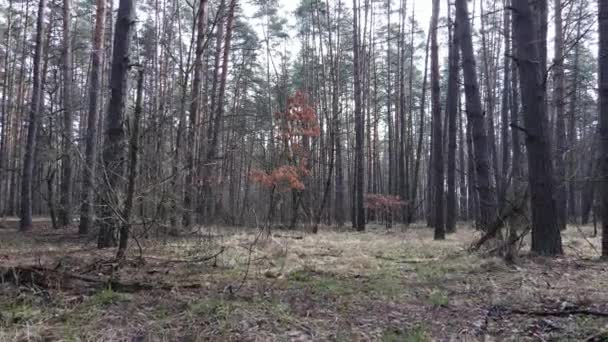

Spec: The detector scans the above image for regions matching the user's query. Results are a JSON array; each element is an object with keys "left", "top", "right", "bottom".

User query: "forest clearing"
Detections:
[
  {"left": 1, "top": 220, "right": 607, "bottom": 341},
  {"left": 2, "top": 0, "right": 608, "bottom": 339}
]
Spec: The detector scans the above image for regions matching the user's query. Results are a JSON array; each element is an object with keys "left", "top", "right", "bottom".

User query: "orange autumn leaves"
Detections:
[
  {"left": 364, "top": 194, "right": 407, "bottom": 213},
  {"left": 250, "top": 91, "right": 319, "bottom": 192}
]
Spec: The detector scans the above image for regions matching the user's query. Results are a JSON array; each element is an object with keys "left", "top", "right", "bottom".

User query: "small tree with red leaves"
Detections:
[
  {"left": 250, "top": 91, "right": 320, "bottom": 228},
  {"left": 364, "top": 194, "right": 408, "bottom": 229}
]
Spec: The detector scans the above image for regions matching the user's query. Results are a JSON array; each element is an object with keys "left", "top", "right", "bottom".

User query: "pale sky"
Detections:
[{"left": 242, "top": 0, "right": 439, "bottom": 54}]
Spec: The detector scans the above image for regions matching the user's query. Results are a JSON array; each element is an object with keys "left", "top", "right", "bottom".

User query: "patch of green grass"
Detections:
[
  {"left": 365, "top": 273, "right": 404, "bottom": 299},
  {"left": 1, "top": 303, "right": 41, "bottom": 326},
  {"left": 259, "top": 299, "right": 293, "bottom": 325},
  {"left": 428, "top": 290, "right": 449, "bottom": 307},
  {"left": 91, "top": 288, "right": 131, "bottom": 306},
  {"left": 188, "top": 298, "right": 234, "bottom": 320},
  {"left": 414, "top": 263, "right": 447, "bottom": 282},
  {"left": 382, "top": 325, "right": 429, "bottom": 342},
  {"left": 288, "top": 269, "right": 314, "bottom": 282},
  {"left": 288, "top": 268, "right": 355, "bottom": 296},
  {"left": 312, "top": 276, "right": 353, "bottom": 295}
]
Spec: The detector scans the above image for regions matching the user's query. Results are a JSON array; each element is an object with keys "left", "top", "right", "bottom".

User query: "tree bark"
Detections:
[
  {"left": 79, "top": 0, "right": 106, "bottom": 235},
  {"left": 183, "top": 0, "right": 208, "bottom": 228},
  {"left": 58, "top": 0, "right": 73, "bottom": 227},
  {"left": 512, "top": 0, "right": 562, "bottom": 255},
  {"left": 598, "top": 0, "right": 608, "bottom": 258},
  {"left": 430, "top": 0, "right": 444, "bottom": 239},
  {"left": 20, "top": 0, "right": 46, "bottom": 231},
  {"left": 410, "top": 28, "right": 430, "bottom": 223},
  {"left": 117, "top": 69, "right": 143, "bottom": 260},
  {"left": 500, "top": 0, "right": 511, "bottom": 208},
  {"left": 352, "top": 0, "right": 365, "bottom": 231},
  {"left": 98, "top": 0, "right": 136, "bottom": 248},
  {"left": 446, "top": 0, "right": 460, "bottom": 234},
  {"left": 553, "top": 0, "right": 567, "bottom": 231},
  {"left": 455, "top": 0, "right": 497, "bottom": 230}
]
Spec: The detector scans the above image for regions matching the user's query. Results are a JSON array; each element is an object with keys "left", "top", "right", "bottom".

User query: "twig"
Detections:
[{"left": 508, "top": 308, "right": 608, "bottom": 317}]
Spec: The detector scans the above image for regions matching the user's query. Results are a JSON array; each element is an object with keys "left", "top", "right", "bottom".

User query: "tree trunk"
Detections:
[
  {"left": 352, "top": 0, "right": 365, "bottom": 231},
  {"left": 117, "top": 69, "right": 143, "bottom": 260},
  {"left": 78, "top": 0, "right": 106, "bottom": 235},
  {"left": 598, "top": 0, "right": 608, "bottom": 258},
  {"left": 553, "top": 0, "right": 567, "bottom": 231},
  {"left": 455, "top": 0, "right": 496, "bottom": 230},
  {"left": 58, "top": 0, "right": 73, "bottom": 227},
  {"left": 568, "top": 3, "right": 583, "bottom": 223},
  {"left": 512, "top": 0, "right": 562, "bottom": 255},
  {"left": 430, "top": 0, "right": 444, "bottom": 239},
  {"left": 446, "top": 0, "right": 460, "bottom": 234},
  {"left": 500, "top": 0, "right": 511, "bottom": 209},
  {"left": 98, "top": 0, "right": 136, "bottom": 248},
  {"left": 20, "top": 0, "right": 46, "bottom": 231},
  {"left": 410, "top": 29, "right": 430, "bottom": 223},
  {"left": 183, "top": 0, "right": 208, "bottom": 228}
]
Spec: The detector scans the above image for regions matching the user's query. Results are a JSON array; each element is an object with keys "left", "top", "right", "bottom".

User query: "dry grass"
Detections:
[{"left": 0, "top": 220, "right": 607, "bottom": 341}]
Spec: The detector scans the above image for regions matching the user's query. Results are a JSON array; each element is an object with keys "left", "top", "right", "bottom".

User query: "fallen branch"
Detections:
[
  {"left": 585, "top": 330, "right": 608, "bottom": 342},
  {"left": 0, "top": 265, "right": 204, "bottom": 293},
  {"left": 374, "top": 255, "right": 438, "bottom": 263},
  {"left": 145, "top": 246, "right": 226, "bottom": 264},
  {"left": 508, "top": 307, "right": 608, "bottom": 317},
  {"left": 273, "top": 234, "right": 304, "bottom": 240}
]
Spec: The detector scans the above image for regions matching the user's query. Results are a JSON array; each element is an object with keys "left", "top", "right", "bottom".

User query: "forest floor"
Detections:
[{"left": 0, "top": 219, "right": 607, "bottom": 341}]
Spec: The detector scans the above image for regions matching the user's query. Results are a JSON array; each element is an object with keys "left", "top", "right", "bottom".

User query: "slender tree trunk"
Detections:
[
  {"left": 20, "top": 0, "right": 46, "bottom": 231},
  {"left": 97, "top": 0, "right": 136, "bottom": 248},
  {"left": 117, "top": 69, "right": 143, "bottom": 259},
  {"left": 208, "top": 0, "right": 225, "bottom": 125},
  {"left": 446, "top": 1, "right": 460, "bottom": 234},
  {"left": 499, "top": 0, "right": 511, "bottom": 208},
  {"left": 78, "top": 0, "right": 106, "bottom": 234},
  {"left": 455, "top": 0, "right": 496, "bottom": 230},
  {"left": 352, "top": 0, "right": 365, "bottom": 231},
  {"left": 398, "top": 0, "right": 408, "bottom": 217},
  {"left": 58, "top": 0, "right": 73, "bottom": 227},
  {"left": 512, "top": 0, "right": 562, "bottom": 255},
  {"left": 0, "top": 0, "right": 14, "bottom": 216},
  {"left": 511, "top": 9, "right": 522, "bottom": 185},
  {"left": 553, "top": 0, "right": 567, "bottom": 231},
  {"left": 183, "top": 0, "right": 208, "bottom": 228},
  {"left": 598, "top": 0, "right": 608, "bottom": 258},
  {"left": 430, "top": 0, "right": 444, "bottom": 239},
  {"left": 386, "top": 0, "right": 393, "bottom": 197},
  {"left": 410, "top": 29, "right": 430, "bottom": 223},
  {"left": 568, "top": 3, "right": 583, "bottom": 223}
]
